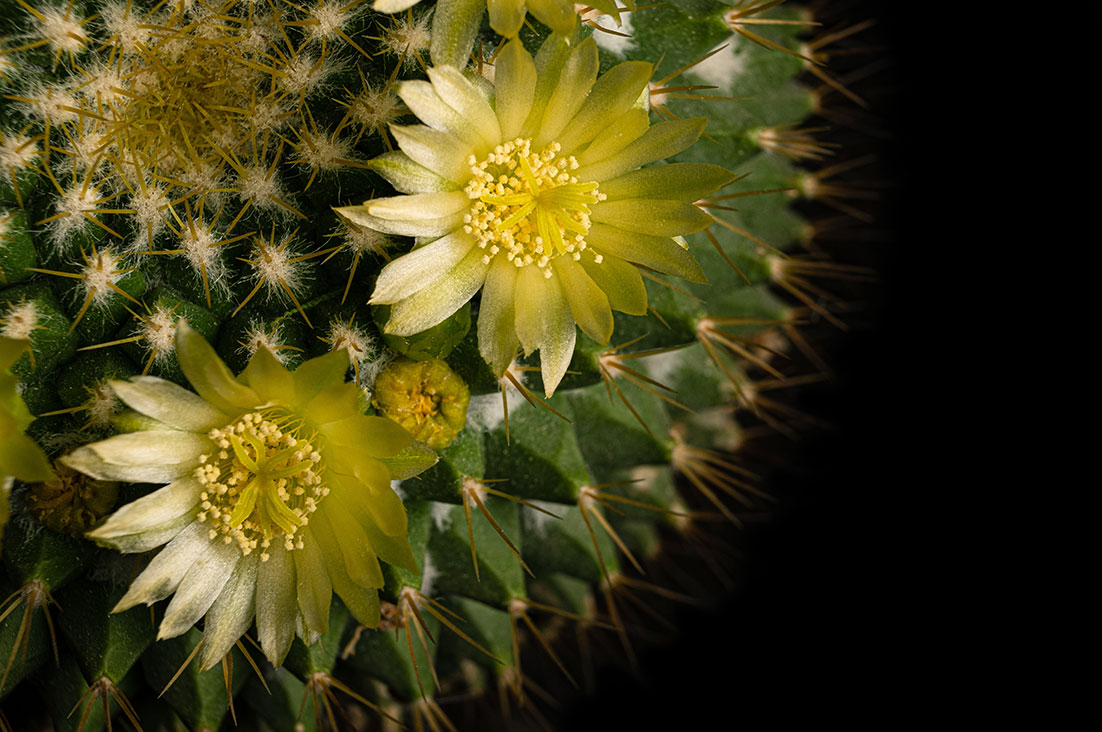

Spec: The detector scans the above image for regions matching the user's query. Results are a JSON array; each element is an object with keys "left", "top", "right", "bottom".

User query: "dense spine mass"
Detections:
[{"left": 0, "top": 0, "right": 871, "bottom": 729}]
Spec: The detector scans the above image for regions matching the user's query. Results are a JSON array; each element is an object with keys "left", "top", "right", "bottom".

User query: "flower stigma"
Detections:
[
  {"left": 463, "top": 138, "right": 606, "bottom": 278},
  {"left": 195, "top": 410, "right": 328, "bottom": 560}
]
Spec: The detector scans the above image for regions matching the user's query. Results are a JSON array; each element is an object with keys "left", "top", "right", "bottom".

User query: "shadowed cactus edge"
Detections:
[{"left": 0, "top": 0, "right": 873, "bottom": 728}]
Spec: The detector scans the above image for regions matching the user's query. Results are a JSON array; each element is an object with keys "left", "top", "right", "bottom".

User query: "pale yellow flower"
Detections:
[
  {"left": 338, "top": 37, "right": 732, "bottom": 395},
  {"left": 64, "top": 323, "right": 434, "bottom": 669}
]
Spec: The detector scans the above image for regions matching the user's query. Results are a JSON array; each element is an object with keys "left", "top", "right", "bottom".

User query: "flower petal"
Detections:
[
  {"left": 373, "top": 0, "right": 420, "bottom": 11},
  {"left": 586, "top": 223, "right": 709, "bottom": 284},
  {"left": 494, "top": 38, "right": 537, "bottom": 140},
  {"left": 64, "top": 431, "right": 211, "bottom": 482},
  {"left": 97, "top": 513, "right": 194, "bottom": 554},
  {"left": 321, "top": 490, "right": 384, "bottom": 588},
  {"left": 579, "top": 252, "right": 648, "bottom": 316},
  {"left": 575, "top": 117, "right": 708, "bottom": 183},
  {"left": 199, "top": 553, "right": 259, "bottom": 670},
  {"left": 256, "top": 543, "right": 298, "bottom": 667},
  {"left": 554, "top": 257, "right": 613, "bottom": 345},
  {"left": 370, "top": 229, "right": 477, "bottom": 304},
  {"left": 376, "top": 442, "right": 439, "bottom": 481},
  {"left": 308, "top": 510, "right": 381, "bottom": 628},
  {"left": 304, "top": 381, "right": 361, "bottom": 425},
  {"left": 176, "top": 322, "right": 259, "bottom": 415},
  {"left": 86, "top": 477, "right": 203, "bottom": 549},
  {"left": 397, "top": 80, "right": 488, "bottom": 152},
  {"left": 590, "top": 199, "right": 714, "bottom": 237},
  {"left": 574, "top": 107, "right": 651, "bottom": 168},
  {"left": 334, "top": 203, "right": 465, "bottom": 238},
  {"left": 427, "top": 66, "right": 502, "bottom": 151},
  {"left": 240, "top": 346, "right": 295, "bottom": 406},
  {"left": 293, "top": 528, "right": 332, "bottom": 634},
  {"left": 385, "top": 245, "right": 491, "bottom": 336},
  {"left": 0, "top": 431, "right": 55, "bottom": 482},
  {"left": 110, "top": 376, "right": 228, "bottom": 432},
  {"left": 477, "top": 255, "right": 521, "bottom": 377},
  {"left": 598, "top": 163, "right": 737, "bottom": 202},
  {"left": 537, "top": 273, "right": 576, "bottom": 397},
  {"left": 513, "top": 264, "right": 548, "bottom": 356},
  {"left": 292, "top": 348, "right": 351, "bottom": 407},
  {"left": 158, "top": 536, "right": 240, "bottom": 640},
  {"left": 367, "top": 151, "right": 459, "bottom": 194},
  {"left": 536, "top": 37, "right": 598, "bottom": 147},
  {"left": 391, "top": 124, "right": 473, "bottom": 184},
  {"left": 334, "top": 467, "right": 408, "bottom": 538},
  {"left": 113, "top": 522, "right": 210, "bottom": 612},
  {"left": 556, "top": 60, "right": 653, "bottom": 155},
  {"left": 322, "top": 414, "right": 412, "bottom": 458},
  {"left": 368, "top": 190, "right": 471, "bottom": 222},
  {"left": 526, "top": 0, "right": 576, "bottom": 35}
]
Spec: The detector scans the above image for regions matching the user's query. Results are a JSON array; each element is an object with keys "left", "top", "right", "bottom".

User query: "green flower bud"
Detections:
[{"left": 373, "top": 358, "right": 470, "bottom": 450}]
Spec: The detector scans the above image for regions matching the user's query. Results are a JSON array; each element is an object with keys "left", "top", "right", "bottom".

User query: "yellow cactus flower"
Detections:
[
  {"left": 63, "top": 323, "right": 436, "bottom": 670},
  {"left": 338, "top": 37, "right": 733, "bottom": 396}
]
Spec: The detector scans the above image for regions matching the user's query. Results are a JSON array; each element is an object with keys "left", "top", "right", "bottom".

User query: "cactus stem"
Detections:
[
  {"left": 599, "top": 340, "right": 693, "bottom": 436},
  {"left": 670, "top": 437, "right": 768, "bottom": 525},
  {"left": 69, "top": 675, "right": 142, "bottom": 732},
  {"left": 579, "top": 485, "right": 645, "bottom": 575},
  {"left": 303, "top": 670, "right": 402, "bottom": 729},
  {"left": 396, "top": 588, "right": 442, "bottom": 697},
  {"left": 38, "top": 381, "right": 119, "bottom": 429},
  {"left": 0, "top": 579, "right": 60, "bottom": 693},
  {"left": 757, "top": 123, "right": 838, "bottom": 161},
  {"left": 157, "top": 637, "right": 203, "bottom": 698},
  {"left": 460, "top": 476, "right": 535, "bottom": 580},
  {"left": 508, "top": 599, "right": 578, "bottom": 689},
  {"left": 724, "top": 0, "right": 819, "bottom": 63}
]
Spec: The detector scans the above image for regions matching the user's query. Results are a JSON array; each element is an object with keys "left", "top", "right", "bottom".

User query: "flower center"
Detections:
[
  {"left": 195, "top": 410, "right": 328, "bottom": 560},
  {"left": 463, "top": 139, "right": 605, "bottom": 278}
]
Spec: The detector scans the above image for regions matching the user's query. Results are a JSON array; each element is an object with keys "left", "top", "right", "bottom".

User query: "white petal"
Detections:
[
  {"left": 385, "top": 245, "right": 490, "bottom": 336},
  {"left": 334, "top": 203, "right": 465, "bottom": 238},
  {"left": 368, "top": 151, "right": 459, "bottom": 194},
  {"left": 63, "top": 431, "right": 210, "bottom": 483},
  {"left": 87, "top": 477, "right": 203, "bottom": 548},
  {"left": 391, "top": 124, "right": 473, "bottom": 184},
  {"left": 199, "top": 554, "right": 259, "bottom": 670},
  {"left": 158, "top": 537, "right": 240, "bottom": 640},
  {"left": 373, "top": 0, "right": 422, "bottom": 13},
  {"left": 111, "top": 377, "right": 227, "bottom": 432},
  {"left": 371, "top": 230, "right": 476, "bottom": 303},
  {"left": 256, "top": 544, "right": 298, "bottom": 668},
  {"left": 98, "top": 514, "right": 194, "bottom": 554},
  {"left": 427, "top": 66, "right": 501, "bottom": 151},
  {"left": 368, "top": 191, "right": 470, "bottom": 221},
  {"left": 397, "top": 80, "right": 487, "bottom": 152},
  {"left": 113, "top": 522, "right": 210, "bottom": 612}
]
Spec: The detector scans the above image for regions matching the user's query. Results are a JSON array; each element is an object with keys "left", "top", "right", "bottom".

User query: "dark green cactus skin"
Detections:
[{"left": 0, "top": 0, "right": 879, "bottom": 728}]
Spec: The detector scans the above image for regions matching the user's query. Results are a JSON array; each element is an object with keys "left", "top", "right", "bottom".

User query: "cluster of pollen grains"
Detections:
[
  {"left": 463, "top": 139, "right": 605, "bottom": 278},
  {"left": 194, "top": 411, "right": 328, "bottom": 560}
]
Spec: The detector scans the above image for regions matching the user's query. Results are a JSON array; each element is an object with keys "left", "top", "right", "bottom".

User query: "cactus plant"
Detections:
[{"left": 0, "top": 0, "right": 883, "bottom": 728}]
